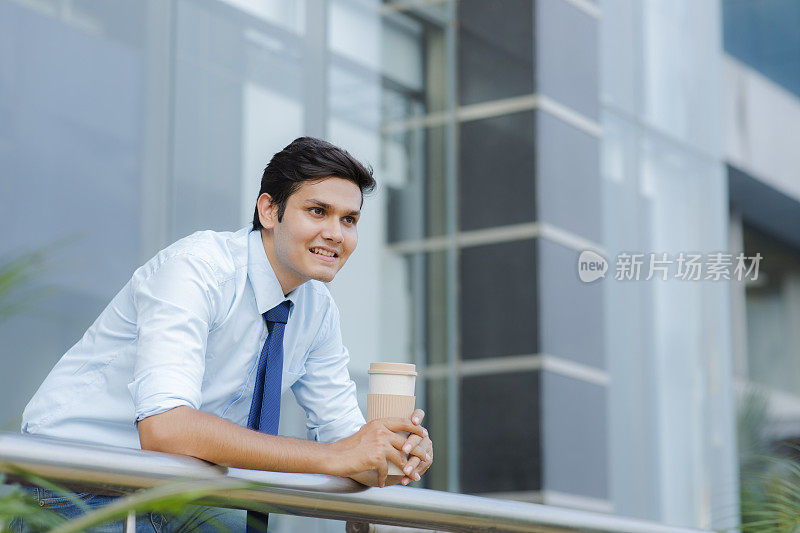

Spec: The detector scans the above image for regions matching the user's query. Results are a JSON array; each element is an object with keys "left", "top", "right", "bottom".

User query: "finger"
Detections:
[
  {"left": 407, "top": 443, "right": 430, "bottom": 462},
  {"left": 410, "top": 409, "right": 425, "bottom": 425},
  {"left": 387, "top": 431, "right": 410, "bottom": 451},
  {"left": 419, "top": 435, "right": 433, "bottom": 459},
  {"left": 419, "top": 463, "right": 431, "bottom": 476},
  {"left": 411, "top": 442, "right": 433, "bottom": 478},
  {"left": 387, "top": 429, "right": 425, "bottom": 455},
  {"left": 401, "top": 433, "right": 423, "bottom": 454},
  {"left": 388, "top": 446, "right": 409, "bottom": 472},
  {"left": 377, "top": 460, "right": 388, "bottom": 488},
  {"left": 382, "top": 418, "right": 427, "bottom": 438},
  {"left": 403, "top": 434, "right": 432, "bottom": 457},
  {"left": 403, "top": 455, "right": 420, "bottom": 477},
  {"left": 414, "top": 458, "right": 432, "bottom": 478},
  {"left": 401, "top": 476, "right": 411, "bottom": 486}
]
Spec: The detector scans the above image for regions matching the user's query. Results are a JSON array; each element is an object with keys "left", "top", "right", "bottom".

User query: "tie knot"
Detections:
[{"left": 264, "top": 300, "right": 290, "bottom": 324}]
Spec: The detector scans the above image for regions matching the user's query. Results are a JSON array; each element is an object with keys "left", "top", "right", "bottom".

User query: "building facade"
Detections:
[{"left": 1, "top": 0, "right": 799, "bottom": 531}]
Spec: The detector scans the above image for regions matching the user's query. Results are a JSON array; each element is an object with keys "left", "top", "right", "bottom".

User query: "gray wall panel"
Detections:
[
  {"left": 542, "top": 371, "right": 608, "bottom": 499},
  {"left": 537, "top": 238, "right": 604, "bottom": 369},
  {"left": 535, "top": 0, "right": 599, "bottom": 120},
  {"left": 535, "top": 111, "right": 602, "bottom": 244}
]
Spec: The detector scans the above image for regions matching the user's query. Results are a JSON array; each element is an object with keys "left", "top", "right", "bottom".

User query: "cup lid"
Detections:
[{"left": 368, "top": 362, "right": 417, "bottom": 376}]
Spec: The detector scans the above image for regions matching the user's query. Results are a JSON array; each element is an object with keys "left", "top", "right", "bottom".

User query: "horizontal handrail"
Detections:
[{"left": 0, "top": 433, "right": 709, "bottom": 533}]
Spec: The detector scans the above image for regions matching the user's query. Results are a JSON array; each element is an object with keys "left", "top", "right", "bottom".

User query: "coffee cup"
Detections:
[{"left": 366, "top": 362, "right": 417, "bottom": 480}]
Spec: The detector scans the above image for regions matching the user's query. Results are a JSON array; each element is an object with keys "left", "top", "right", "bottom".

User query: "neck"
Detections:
[{"left": 259, "top": 228, "right": 305, "bottom": 296}]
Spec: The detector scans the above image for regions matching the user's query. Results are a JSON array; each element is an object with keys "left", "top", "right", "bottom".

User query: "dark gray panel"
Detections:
[
  {"left": 459, "top": 111, "right": 536, "bottom": 231},
  {"left": 728, "top": 164, "right": 800, "bottom": 251},
  {"left": 460, "top": 240, "right": 537, "bottom": 360},
  {"left": 537, "top": 239, "right": 604, "bottom": 369},
  {"left": 460, "top": 371, "right": 541, "bottom": 493},
  {"left": 541, "top": 371, "right": 608, "bottom": 499},
  {"left": 535, "top": 111, "right": 602, "bottom": 243},
  {"left": 535, "top": 0, "right": 599, "bottom": 120},
  {"left": 458, "top": 0, "right": 534, "bottom": 105}
]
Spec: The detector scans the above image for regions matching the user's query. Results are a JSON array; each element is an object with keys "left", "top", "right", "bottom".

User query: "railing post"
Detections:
[{"left": 123, "top": 510, "right": 136, "bottom": 532}]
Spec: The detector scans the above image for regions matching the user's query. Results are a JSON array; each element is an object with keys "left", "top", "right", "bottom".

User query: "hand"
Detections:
[
  {"left": 399, "top": 409, "right": 433, "bottom": 486},
  {"left": 330, "top": 417, "right": 426, "bottom": 487}
]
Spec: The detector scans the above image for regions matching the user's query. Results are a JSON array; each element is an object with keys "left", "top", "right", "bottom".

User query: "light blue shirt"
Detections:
[{"left": 22, "top": 227, "right": 366, "bottom": 449}]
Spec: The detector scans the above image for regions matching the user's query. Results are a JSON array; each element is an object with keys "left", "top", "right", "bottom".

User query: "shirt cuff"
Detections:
[{"left": 128, "top": 371, "right": 202, "bottom": 424}]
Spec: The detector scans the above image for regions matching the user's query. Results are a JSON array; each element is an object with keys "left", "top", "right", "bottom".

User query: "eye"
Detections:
[
  {"left": 309, "top": 207, "right": 324, "bottom": 216},
  {"left": 343, "top": 216, "right": 357, "bottom": 225}
]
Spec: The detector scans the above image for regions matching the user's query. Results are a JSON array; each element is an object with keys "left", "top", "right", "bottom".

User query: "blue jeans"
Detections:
[{"left": 9, "top": 487, "right": 247, "bottom": 532}]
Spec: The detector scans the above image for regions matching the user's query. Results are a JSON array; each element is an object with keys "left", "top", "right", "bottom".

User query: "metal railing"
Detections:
[{"left": 0, "top": 433, "right": 709, "bottom": 533}]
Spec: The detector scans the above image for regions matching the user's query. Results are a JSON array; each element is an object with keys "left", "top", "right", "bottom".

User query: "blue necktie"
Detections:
[
  {"left": 246, "top": 300, "right": 290, "bottom": 533},
  {"left": 247, "top": 300, "right": 290, "bottom": 435}
]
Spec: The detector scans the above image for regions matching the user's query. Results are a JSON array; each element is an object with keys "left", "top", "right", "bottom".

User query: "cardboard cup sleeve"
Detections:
[{"left": 367, "top": 393, "right": 416, "bottom": 477}]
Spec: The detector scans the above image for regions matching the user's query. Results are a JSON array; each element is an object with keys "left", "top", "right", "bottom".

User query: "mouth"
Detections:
[{"left": 309, "top": 247, "right": 339, "bottom": 262}]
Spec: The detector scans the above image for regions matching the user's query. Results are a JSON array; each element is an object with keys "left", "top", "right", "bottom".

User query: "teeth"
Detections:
[{"left": 311, "top": 248, "right": 335, "bottom": 257}]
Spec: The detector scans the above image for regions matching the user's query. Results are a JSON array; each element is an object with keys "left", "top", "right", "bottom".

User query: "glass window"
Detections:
[
  {"left": 0, "top": 0, "right": 145, "bottom": 426},
  {"left": 723, "top": 0, "right": 800, "bottom": 98}
]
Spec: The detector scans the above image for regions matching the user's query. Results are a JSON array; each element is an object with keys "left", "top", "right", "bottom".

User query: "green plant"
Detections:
[
  {"left": 737, "top": 389, "right": 800, "bottom": 532},
  {"left": 0, "top": 475, "right": 65, "bottom": 532},
  {"left": 0, "top": 249, "right": 52, "bottom": 326},
  {"left": 0, "top": 469, "right": 258, "bottom": 533}
]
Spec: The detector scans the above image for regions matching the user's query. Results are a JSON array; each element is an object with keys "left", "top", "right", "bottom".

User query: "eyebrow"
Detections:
[{"left": 304, "top": 198, "right": 360, "bottom": 217}]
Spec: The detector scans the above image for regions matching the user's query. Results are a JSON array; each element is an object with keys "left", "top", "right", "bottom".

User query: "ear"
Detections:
[{"left": 256, "top": 193, "right": 279, "bottom": 229}]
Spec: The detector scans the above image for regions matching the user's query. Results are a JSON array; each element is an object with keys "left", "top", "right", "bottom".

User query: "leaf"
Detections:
[
  {"left": 0, "top": 248, "right": 54, "bottom": 325},
  {"left": 47, "top": 478, "right": 257, "bottom": 533}
]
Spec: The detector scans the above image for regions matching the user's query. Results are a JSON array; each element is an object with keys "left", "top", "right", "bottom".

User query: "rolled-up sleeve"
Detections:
[
  {"left": 128, "top": 253, "right": 221, "bottom": 423},
  {"left": 291, "top": 301, "right": 366, "bottom": 443}
]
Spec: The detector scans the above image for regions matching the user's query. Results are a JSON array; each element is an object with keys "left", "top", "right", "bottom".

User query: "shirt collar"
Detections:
[{"left": 247, "top": 229, "right": 300, "bottom": 315}]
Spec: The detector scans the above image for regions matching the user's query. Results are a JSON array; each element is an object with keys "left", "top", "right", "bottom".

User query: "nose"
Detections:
[{"left": 321, "top": 217, "right": 344, "bottom": 243}]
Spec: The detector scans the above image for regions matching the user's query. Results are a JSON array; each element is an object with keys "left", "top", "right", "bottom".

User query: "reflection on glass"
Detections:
[
  {"left": 0, "top": 0, "right": 146, "bottom": 437},
  {"left": 221, "top": 0, "right": 305, "bottom": 33},
  {"left": 388, "top": 251, "right": 448, "bottom": 367},
  {"left": 173, "top": 0, "right": 307, "bottom": 237},
  {"left": 385, "top": 126, "right": 447, "bottom": 241},
  {"left": 379, "top": 3, "right": 450, "bottom": 242}
]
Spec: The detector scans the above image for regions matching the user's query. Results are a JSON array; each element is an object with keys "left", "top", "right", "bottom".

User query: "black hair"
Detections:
[{"left": 252, "top": 137, "right": 376, "bottom": 230}]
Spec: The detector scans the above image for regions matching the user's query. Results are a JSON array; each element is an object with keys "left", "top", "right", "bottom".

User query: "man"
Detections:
[{"left": 18, "top": 137, "right": 433, "bottom": 530}]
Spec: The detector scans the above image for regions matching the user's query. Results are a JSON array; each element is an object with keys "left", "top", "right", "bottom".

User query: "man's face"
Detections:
[{"left": 261, "top": 177, "right": 361, "bottom": 291}]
